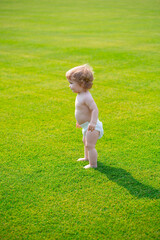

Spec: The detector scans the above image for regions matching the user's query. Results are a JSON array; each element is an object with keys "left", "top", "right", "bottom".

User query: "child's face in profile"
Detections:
[{"left": 68, "top": 80, "right": 84, "bottom": 93}]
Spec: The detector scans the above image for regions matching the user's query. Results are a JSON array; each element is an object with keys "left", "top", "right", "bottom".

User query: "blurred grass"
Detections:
[{"left": 0, "top": 0, "right": 160, "bottom": 239}]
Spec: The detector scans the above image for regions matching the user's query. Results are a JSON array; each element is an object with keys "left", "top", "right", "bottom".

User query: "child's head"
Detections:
[{"left": 66, "top": 64, "right": 94, "bottom": 91}]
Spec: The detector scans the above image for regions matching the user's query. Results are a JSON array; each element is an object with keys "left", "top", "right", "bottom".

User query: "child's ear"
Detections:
[{"left": 81, "top": 81, "right": 85, "bottom": 89}]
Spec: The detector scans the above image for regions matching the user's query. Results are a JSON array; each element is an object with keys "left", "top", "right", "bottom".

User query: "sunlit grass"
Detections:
[{"left": 0, "top": 0, "right": 160, "bottom": 239}]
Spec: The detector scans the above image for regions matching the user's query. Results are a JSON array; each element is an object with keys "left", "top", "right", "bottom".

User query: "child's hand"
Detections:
[
  {"left": 76, "top": 122, "right": 81, "bottom": 128},
  {"left": 88, "top": 124, "right": 96, "bottom": 132}
]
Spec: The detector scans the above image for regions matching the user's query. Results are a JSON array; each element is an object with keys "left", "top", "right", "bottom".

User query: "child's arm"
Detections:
[{"left": 85, "top": 94, "right": 98, "bottom": 131}]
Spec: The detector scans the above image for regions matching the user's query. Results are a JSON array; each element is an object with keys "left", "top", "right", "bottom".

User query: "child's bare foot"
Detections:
[
  {"left": 77, "top": 158, "right": 89, "bottom": 161},
  {"left": 83, "top": 164, "right": 97, "bottom": 169}
]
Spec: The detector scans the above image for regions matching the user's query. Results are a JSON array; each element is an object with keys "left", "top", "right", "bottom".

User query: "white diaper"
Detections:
[{"left": 80, "top": 119, "right": 104, "bottom": 139}]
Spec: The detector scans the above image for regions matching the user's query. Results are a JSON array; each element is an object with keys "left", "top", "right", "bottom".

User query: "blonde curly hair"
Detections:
[{"left": 66, "top": 64, "right": 94, "bottom": 90}]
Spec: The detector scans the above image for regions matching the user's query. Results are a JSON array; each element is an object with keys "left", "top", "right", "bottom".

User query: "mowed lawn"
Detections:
[{"left": 0, "top": 0, "right": 160, "bottom": 239}]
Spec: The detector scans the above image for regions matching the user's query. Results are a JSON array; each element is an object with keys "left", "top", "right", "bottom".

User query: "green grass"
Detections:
[{"left": 0, "top": 0, "right": 160, "bottom": 239}]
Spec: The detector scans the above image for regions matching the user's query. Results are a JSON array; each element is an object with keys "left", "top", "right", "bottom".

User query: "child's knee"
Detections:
[{"left": 86, "top": 142, "right": 95, "bottom": 151}]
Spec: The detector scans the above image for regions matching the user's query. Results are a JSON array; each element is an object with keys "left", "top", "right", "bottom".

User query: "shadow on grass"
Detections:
[{"left": 95, "top": 162, "right": 160, "bottom": 199}]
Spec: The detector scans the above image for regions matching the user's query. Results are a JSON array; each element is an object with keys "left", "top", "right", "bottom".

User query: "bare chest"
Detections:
[{"left": 75, "top": 96, "right": 85, "bottom": 109}]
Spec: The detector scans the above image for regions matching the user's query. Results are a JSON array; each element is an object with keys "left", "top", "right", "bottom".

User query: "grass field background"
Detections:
[{"left": 0, "top": 0, "right": 160, "bottom": 239}]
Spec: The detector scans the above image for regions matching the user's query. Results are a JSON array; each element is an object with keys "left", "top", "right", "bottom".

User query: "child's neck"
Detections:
[{"left": 78, "top": 90, "right": 88, "bottom": 95}]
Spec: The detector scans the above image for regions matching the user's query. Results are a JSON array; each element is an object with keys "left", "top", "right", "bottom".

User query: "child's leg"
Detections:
[
  {"left": 77, "top": 136, "right": 89, "bottom": 161},
  {"left": 83, "top": 136, "right": 89, "bottom": 160},
  {"left": 84, "top": 130, "right": 99, "bottom": 168}
]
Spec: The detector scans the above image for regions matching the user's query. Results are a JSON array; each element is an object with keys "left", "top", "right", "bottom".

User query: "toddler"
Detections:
[{"left": 66, "top": 64, "right": 103, "bottom": 169}]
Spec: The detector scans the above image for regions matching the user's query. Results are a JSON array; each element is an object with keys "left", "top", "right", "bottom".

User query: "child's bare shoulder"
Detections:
[
  {"left": 78, "top": 91, "right": 89, "bottom": 100},
  {"left": 83, "top": 91, "right": 92, "bottom": 99},
  {"left": 83, "top": 91, "right": 95, "bottom": 106},
  {"left": 78, "top": 91, "right": 94, "bottom": 106}
]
